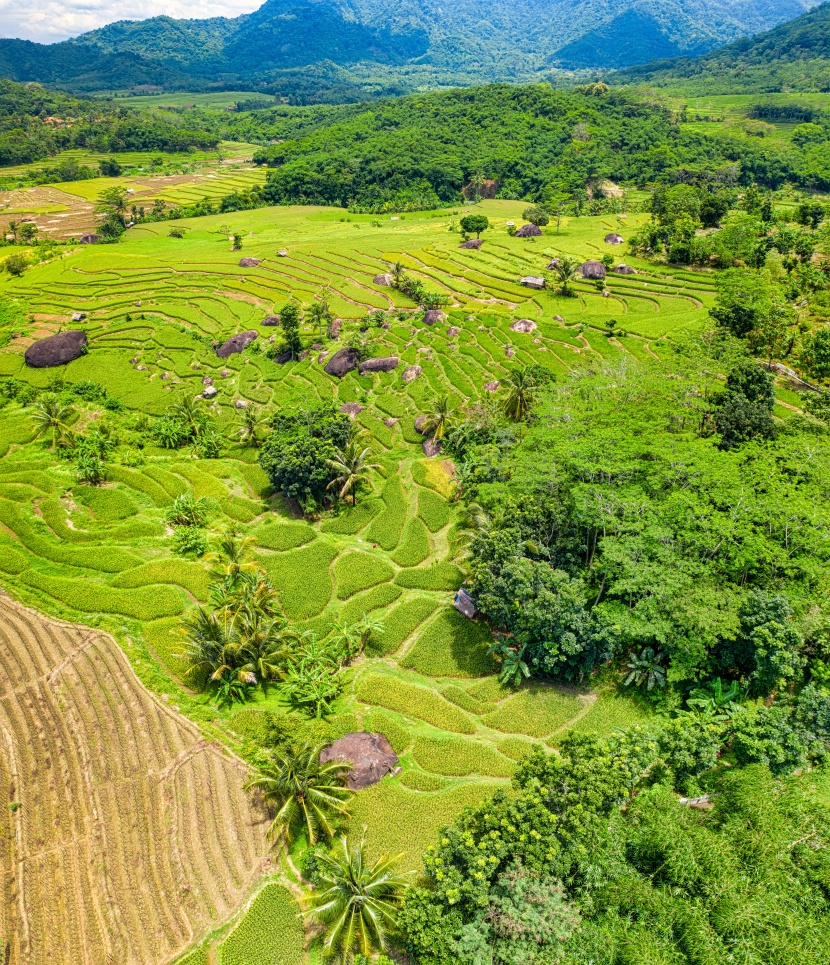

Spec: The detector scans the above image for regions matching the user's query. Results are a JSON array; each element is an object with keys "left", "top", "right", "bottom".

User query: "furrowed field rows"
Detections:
[{"left": 0, "top": 596, "right": 269, "bottom": 965}]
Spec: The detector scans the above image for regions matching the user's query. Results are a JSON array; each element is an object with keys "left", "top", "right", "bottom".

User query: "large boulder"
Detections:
[
  {"left": 324, "top": 347, "right": 361, "bottom": 378},
  {"left": 580, "top": 260, "right": 607, "bottom": 280},
  {"left": 79, "top": 234, "right": 101, "bottom": 245},
  {"left": 515, "top": 223, "right": 542, "bottom": 238},
  {"left": 604, "top": 233, "right": 625, "bottom": 245},
  {"left": 613, "top": 264, "right": 636, "bottom": 275},
  {"left": 402, "top": 364, "right": 423, "bottom": 383},
  {"left": 261, "top": 315, "right": 281, "bottom": 327},
  {"left": 216, "top": 330, "right": 258, "bottom": 358},
  {"left": 422, "top": 439, "right": 442, "bottom": 457},
  {"left": 459, "top": 239, "right": 483, "bottom": 249},
  {"left": 320, "top": 732, "right": 399, "bottom": 790},
  {"left": 358, "top": 356, "right": 399, "bottom": 375},
  {"left": 510, "top": 318, "right": 537, "bottom": 334},
  {"left": 25, "top": 330, "right": 87, "bottom": 368},
  {"left": 238, "top": 257, "right": 262, "bottom": 268}
]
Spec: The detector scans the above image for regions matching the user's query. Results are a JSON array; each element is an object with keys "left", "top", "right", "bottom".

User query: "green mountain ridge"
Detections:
[{"left": 0, "top": 0, "right": 819, "bottom": 96}]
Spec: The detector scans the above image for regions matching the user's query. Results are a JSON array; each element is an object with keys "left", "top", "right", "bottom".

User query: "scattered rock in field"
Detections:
[
  {"left": 79, "top": 234, "right": 101, "bottom": 245},
  {"left": 414, "top": 414, "right": 429, "bottom": 434},
  {"left": 130, "top": 357, "right": 138, "bottom": 365},
  {"left": 373, "top": 273, "right": 394, "bottom": 286},
  {"left": 447, "top": 326, "right": 461, "bottom": 337},
  {"left": 25, "top": 330, "right": 88, "bottom": 368},
  {"left": 299, "top": 350, "right": 309, "bottom": 361},
  {"left": 329, "top": 319, "right": 342, "bottom": 339},
  {"left": 319, "top": 732, "right": 399, "bottom": 791},
  {"left": 261, "top": 315, "right": 281, "bottom": 326},
  {"left": 311, "top": 343, "right": 323, "bottom": 351},
  {"left": 235, "top": 399, "right": 249, "bottom": 409},
  {"left": 340, "top": 402, "right": 364, "bottom": 418},
  {"left": 134, "top": 300, "right": 141, "bottom": 307},
  {"left": 384, "top": 417, "right": 399, "bottom": 428},
  {"left": 71, "top": 312, "right": 86, "bottom": 322},
  {"left": 402, "top": 364, "right": 422, "bottom": 383},
  {"left": 203, "top": 386, "right": 218, "bottom": 399},
  {"left": 161, "top": 372, "right": 169, "bottom": 380},
  {"left": 272, "top": 351, "right": 293, "bottom": 364},
  {"left": 484, "top": 380, "right": 500, "bottom": 393},
  {"left": 604, "top": 233, "right": 625, "bottom": 245},
  {"left": 532, "top": 337, "right": 541, "bottom": 345},
  {"left": 237, "top": 258, "right": 261, "bottom": 268},
  {"left": 358, "top": 356, "right": 399, "bottom": 374},
  {"left": 505, "top": 346, "right": 516, "bottom": 358},
  {"left": 547, "top": 258, "right": 560, "bottom": 269},
  {"left": 381, "top": 322, "right": 391, "bottom": 329},
  {"left": 216, "top": 330, "right": 258, "bottom": 358},
  {"left": 277, "top": 249, "right": 288, "bottom": 257},
  {"left": 478, "top": 325, "right": 486, "bottom": 331},
  {"left": 318, "top": 352, "right": 328, "bottom": 364},
  {"left": 221, "top": 369, "right": 232, "bottom": 378},
  {"left": 191, "top": 362, "right": 200, "bottom": 370},
  {"left": 459, "top": 239, "right": 483, "bottom": 249},
  {"left": 602, "top": 290, "right": 610, "bottom": 298},
  {"left": 553, "top": 315, "right": 564, "bottom": 322},
  {"left": 519, "top": 275, "right": 545, "bottom": 289},
  {"left": 613, "top": 264, "right": 636, "bottom": 275},
  {"left": 202, "top": 376, "right": 213, "bottom": 386},
  {"left": 510, "top": 318, "right": 537, "bottom": 334},
  {"left": 580, "top": 260, "right": 607, "bottom": 280},
  {"left": 515, "top": 223, "right": 542, "bottom": 238},
  {"left": 136, "top": 365, "right": 148, "bottom": 371},
  {"left": 422, "top": 439, "right": 442, "bottom": 457},
  {"left": 422, "top": 310, "right": 446, "bottom": 326},
  {"left": 324, "top": 346, "right": 361, "bottom": 377}
]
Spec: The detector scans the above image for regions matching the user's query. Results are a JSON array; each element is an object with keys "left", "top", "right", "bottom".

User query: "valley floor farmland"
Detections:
[{"left": 0, "top": 594, "right": 270, "bottom": 965}]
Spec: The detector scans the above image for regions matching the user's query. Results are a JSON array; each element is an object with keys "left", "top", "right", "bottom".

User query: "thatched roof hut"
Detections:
[
  {"left": 519, "top": 276, "right": 546, "bottom": 290},
  {"left": 613, "top": 264, "right": 636, "bottom": 275},
  {"left": 580, "top": 260, "right": 607, "bottom": 280},
  {"left": 604, "top": 233, "right": 625, "bottom": 245},
  {"left": 320, "top": 733, "right": 399, "bottom": 790},
  {"left": 515, "top": 224, "right": 542, "bottom": 238},
  {"left": 454, "top": 588, "right": 477, "bottom": 620},
  {"left": 373, "top": 273, "right": 395, "bottom": 286},
  {"left": 459, "top": 239, "right": 483, "bottom": 249}
]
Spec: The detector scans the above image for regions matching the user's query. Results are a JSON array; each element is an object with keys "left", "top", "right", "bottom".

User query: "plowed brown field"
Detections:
[{"left": 0, "top": 594, "right": 270, "bottom": 965}]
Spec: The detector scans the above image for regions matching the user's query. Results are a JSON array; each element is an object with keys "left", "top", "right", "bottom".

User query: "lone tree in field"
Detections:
[
  {"left": 522, "top": 205, "right": 550, "bottom": 227},
  {"left": 237, "top": 406, "right": 266, "bottom": 448},
  {"left": 304, "top": 833, "right": 410, "bottom": 960},
  {"left": 554, "top": 257, "right": 579, "bottom": 295},
  {"left": 500, "top": 367, "right": 539, "bottom": 423},
  {"left": 31, "top": 394, "right": 74, "bottom": 449},
  {"left": 326, "top": 438, "right": 382, "bottom": 505},
  {"left": 244, "top": 743, "right": 352, "bottom": 844},
  {"left": 460, "top": 214, "right": 490, "bottom": 239},
  {"left": 95, "top": 187, "right": 129, "bottom": 240},
  {"left": 279, "top": 302, "right": 303, "bottom": 359},
  {"left": 422, "top": 394, "right": 454, "bottom": 444}
]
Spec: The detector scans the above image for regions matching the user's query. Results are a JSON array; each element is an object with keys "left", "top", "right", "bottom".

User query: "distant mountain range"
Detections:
[
  {"left": 0, "top": 0, "right": 820, "bottom": 97},
  {"left": 616, "top": 1, "right": 830, "bottom": 92}
]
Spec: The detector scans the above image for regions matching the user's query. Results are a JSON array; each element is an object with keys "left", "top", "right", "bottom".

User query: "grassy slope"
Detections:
[{"left": 0, "top": 197, "right": 720, "bottom": 963}]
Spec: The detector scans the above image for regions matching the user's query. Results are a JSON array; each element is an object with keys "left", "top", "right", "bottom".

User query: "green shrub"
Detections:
[
  {"left": 398, "top": 770, "right": 449, "bottom": 791},
  {"left": 412, "top": 735, "right": 515, "bottom": 778},
  {"left": 365, "top": 710, "right": 413, "bottom": 754},
  {"left": 219, "top": 884, "right": 304, "bottom": 965},
  {"left": 482, "top": 686, "right": 582, "bottom": 738},
  {"left": 417, "top": 487, "right": 451, "bottom": 532},
  {"left": 255, "top": 521, "right": 316, "bottom": 551},
  {"left": 356, "top": 673, "right": 476, "bottom": 734},
  {"left": 334, "top": 551, "right": 395, "bottom": 600},
  {"left": 391, "top": 516, "right": 431, "bottom": 567},
  {"left": 370, "top": 597, "right": 437, "bottom": 655},
  {"left": 394, "top": 561, "right": 464, "bottom": 591},
  {"left": 402, "top": 608, "right": 495, "bottom": 678}
]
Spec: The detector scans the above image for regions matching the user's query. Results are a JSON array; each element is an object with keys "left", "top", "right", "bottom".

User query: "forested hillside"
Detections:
[
  {"left": 620, "top": 1, "right": 830, "bottom": 93},
  {"left": 0, "top": 0, "right": 818, "bottom": 96}
]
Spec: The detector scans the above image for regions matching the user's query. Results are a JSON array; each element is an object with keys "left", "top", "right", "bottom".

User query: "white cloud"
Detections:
[{"left": 0, "top": 0, "right": 260, "bottom": 43}]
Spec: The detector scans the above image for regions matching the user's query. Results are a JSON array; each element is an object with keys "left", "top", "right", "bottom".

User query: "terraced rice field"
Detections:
[
  {"left": 0, "top": 197, "right": 709, "bottom": 961},
  {"left": 0, "top": 594, "right": 269, "bottom": 965}
]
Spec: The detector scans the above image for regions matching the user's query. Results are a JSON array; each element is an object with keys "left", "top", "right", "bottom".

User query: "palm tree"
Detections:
[
  {"left": 304, "top": 833, "right": 410, "bottom": 961},
  {"left": 238, "top": 608, "right": 298, "bottom": 693},
  {"left": 500, "top": 367, "right": 539, "bottom": 423},
  {"left": 469, "top": 171, "right": 487, "bottom": 204},
  {"left": 171, "top": 394, "right": 203, "bottom": 435},
  {"left": 308, "top": 296, "right": 333, "bottom": 341},
  {"left": 237, "top": 406, "right": 265, "bottom": 448},
  {"left": 31, "top": 394, "right": 74, "bottom": 449},
  {"left": 422, "top": 394, "right": 453, "bottom": 444},
  {"left": 208, "top": 529, "right": 261, "bottom": 582},
  {"left": 554, "top": 257, "right": 579, "bottom": 296},
  {"left": 179, "top": 607, "right": 255, "bottom": 698},
  {"left": 244, "top": 744, "right": 352, "bottom": 845},
  {"left": 326, "top": 441, "right": 382, "bottom": 506},
  {"left": 623, "top": 648, "right": 667, "bottom": 691},
  {"left": 390, "top": 261, "right": 406, "bottom": 287}
]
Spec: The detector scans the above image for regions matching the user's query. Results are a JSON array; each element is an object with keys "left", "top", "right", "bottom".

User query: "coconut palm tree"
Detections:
[
  {"left": 500, "top": 367, "right": 539, "bottom": 423},
  {"left": 304, "top": 833, "right": 410, "bottom": 961},
  {"left": 390, "top": 261, "right": 406, "bottom": 287},
  {"left": 31, "top": 394, "right": 74, "bottom": 449},
  {"left": 244, "top": 743, "right": 352, "bottom": 845},
  {"left": 554, "top": 257, "right": 579, "bottom": 296},
  {"left": 308, "top": 296, "right": 333, "bottom": 341},
  {"left": 422, "top": 394, "right": 453, "bottom": 444},
  {"left": 237, "top": 406, "right": 265, "bottom": 448},
  {"left": 326, "top": 440, "right": 382, "bottom": 506},
  {"left": 179, "top": 607, "right": 255, "bottom": 701},
  {"left": 469, "top": 170, "right": 487, "bottom": 204},
  {"left": 208, "top": 529, "right": 261, "bottom": 582}
]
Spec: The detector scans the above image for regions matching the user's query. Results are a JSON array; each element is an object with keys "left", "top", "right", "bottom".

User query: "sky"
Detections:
[{"left": 0, "top": 0, "right": 259, "bottom": 43}]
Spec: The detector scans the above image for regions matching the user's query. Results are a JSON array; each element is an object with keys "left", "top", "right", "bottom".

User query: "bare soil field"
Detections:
[{"left": 0, "top": 594, "right": 270, "bottom": 965}]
